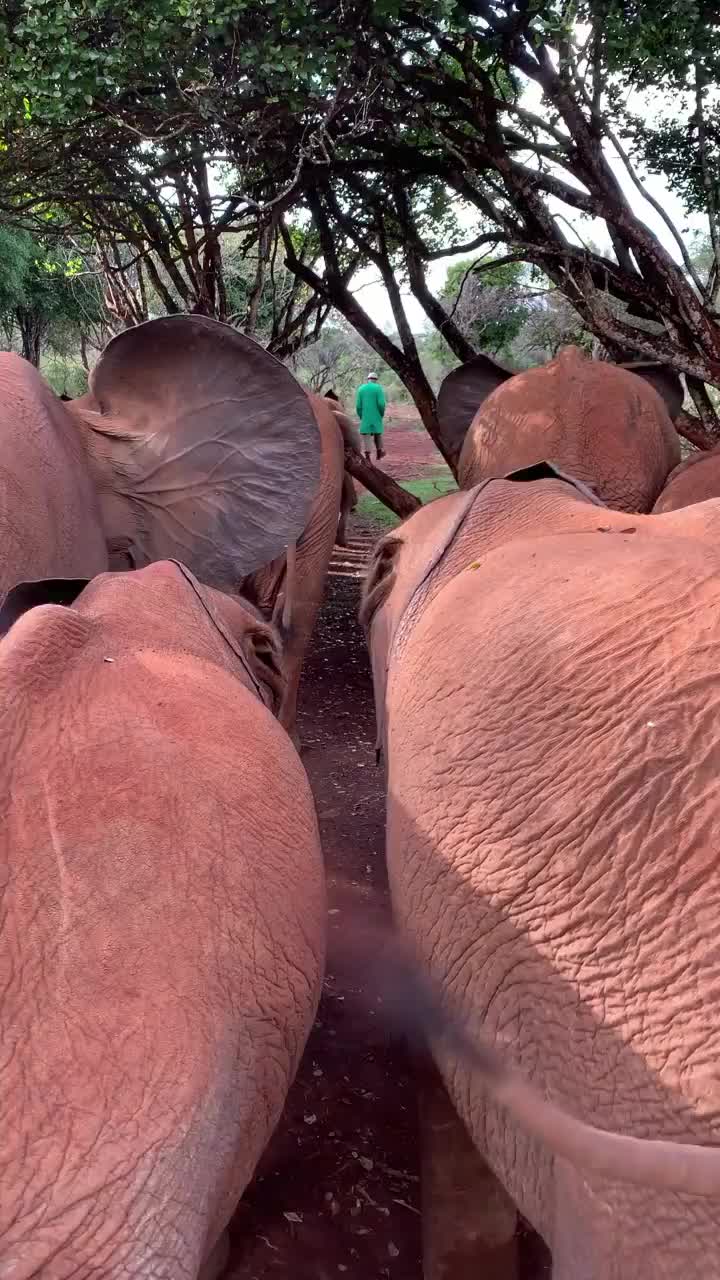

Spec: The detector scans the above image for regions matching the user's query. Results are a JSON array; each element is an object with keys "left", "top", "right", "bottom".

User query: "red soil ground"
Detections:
[{"left": 364, "top": 403, "right": 447, "bottom": 481}]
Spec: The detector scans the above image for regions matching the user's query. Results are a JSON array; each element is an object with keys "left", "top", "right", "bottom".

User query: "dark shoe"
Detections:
[{"left": 376, "top": 447, "right": 386, "bottom": 460}]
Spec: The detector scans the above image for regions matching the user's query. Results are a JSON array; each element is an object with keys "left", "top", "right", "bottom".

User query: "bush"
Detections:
[{"left": 41, "top": 354, "right": 89, "bottom": 398}]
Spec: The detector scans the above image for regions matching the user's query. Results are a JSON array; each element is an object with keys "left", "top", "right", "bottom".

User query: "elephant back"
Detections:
[
  {"left": 456, "top": 347, "right": 680, "bottom": 512},
  {"left": 438, "top": 346, "right": 683, "bottom": 513}
]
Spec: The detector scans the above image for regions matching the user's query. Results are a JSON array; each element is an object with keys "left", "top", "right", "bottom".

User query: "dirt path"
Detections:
[
  {"left": 378, "top": 404, "right": 446, "bottom": 481},
  {"left": 227, "top": 529, "right": 422, "bottom": 1280}
]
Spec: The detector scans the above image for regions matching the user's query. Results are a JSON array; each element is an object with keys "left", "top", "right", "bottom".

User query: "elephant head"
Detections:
[
  {"left": 437, "top": 345, "right": 683, "bottom": 512},
  {"left": 652, "top": 444, "right": 720, "bottom": 513},
  {"left": 0, "top": 557, "right": 325, "bottom": 1280},
  {"left": 360, "top": 462, "right": 604, "bottom": 755},
  {"left": 0, "top": 560, "right": 286, "bottom": 715},
  {"left": 62, "top": 315, "right": 322, "bottom": 588}
]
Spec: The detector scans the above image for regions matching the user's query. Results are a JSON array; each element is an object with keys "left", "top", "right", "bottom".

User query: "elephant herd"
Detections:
[{"left": 2, "top": 320, "right": 720, "bottom": 1280}]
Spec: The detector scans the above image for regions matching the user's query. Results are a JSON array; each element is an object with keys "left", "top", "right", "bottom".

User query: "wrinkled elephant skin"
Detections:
[
  {"left": 337, "top": 470, "right": 357, "bottom": 547},
  {"left": 362, "top": 475, "right": 720, "bottom": 1278},
  {"left": 0, "top": 562, "right": 325, "bottom": 1279},
  {"left": 459, "top": 348, "right": 680, "bottom": 510},
  {"left": 0, "top": 319, "right": 336, "bottom": 747},
  {"left": 327, "top": 399, "right": 361, "bottom": 549},
  {"left": 0, "top": 354, "right": 108, "bottom": 591},
  {"left": 0, "top": 315, "right": 322, "bottom": 644},
  {"left": 242, "top": 393, "right": 346, "bottom": 742}
]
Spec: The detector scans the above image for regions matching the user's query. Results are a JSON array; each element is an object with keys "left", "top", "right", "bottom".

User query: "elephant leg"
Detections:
[
  {"left": 277, "top": 400, "right": 345, "bottom": 747},
  {"left": 336, "top": 471, "right": 356, "bottom": 547},
  {"left": 419, "top": 1063, "right": 519, "bottom": 1280},
  {"left": 278, "top": 510, "right": 337, "bottom": 745},
  {"left": 198, "top": 1230, "right": 230, "bottom": 1280}
]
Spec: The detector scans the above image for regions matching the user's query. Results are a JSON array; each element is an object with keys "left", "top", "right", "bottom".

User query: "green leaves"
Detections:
[
  {"left": 439, "top": 257, "right": 530, "bottom": 359},
  {"left": 585, "top": 0, "right": 720, "bottom": 217},
  {"left": 0, "top": 227, "right": 103, "bottom": 327},
  {"left": 0, "top": 0, "right": 716, "bottom": 408},
  {"left": 0, "top": 0, "right": 353, "bottom": 130}
]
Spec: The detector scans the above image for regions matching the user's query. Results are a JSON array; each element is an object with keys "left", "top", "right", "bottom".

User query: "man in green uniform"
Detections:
[{"left": 355, "top": 372, "right": 387, "bottom": 462}]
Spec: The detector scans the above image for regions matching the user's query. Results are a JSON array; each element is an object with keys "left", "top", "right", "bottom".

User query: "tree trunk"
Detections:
[
  {"left": 282, "top": 209, "right": 458, "bottom": 476},
  {"left": 344, "top": 447, "right": 422, "bottom": 520},
  {"left": 16, "top": 308, "right": 43, "bottom": 366}
]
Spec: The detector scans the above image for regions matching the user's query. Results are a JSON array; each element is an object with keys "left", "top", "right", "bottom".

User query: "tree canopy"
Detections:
[
  {"left": 0, "top": 226, "right": 106, "bottom": 367},
  {"left": 436, "top": 259, "right": 530, "bottom": 359},
  {"left": 1, "top": 1, "right": 720, "bottom": 451}
]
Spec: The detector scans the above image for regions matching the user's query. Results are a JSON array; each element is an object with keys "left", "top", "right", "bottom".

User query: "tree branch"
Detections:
[
  {"left": 694, "top": 58, "right": 720, "bottom": 305},
  {"left": 344, "top": 448, "right": 422, "bottom": 519}
]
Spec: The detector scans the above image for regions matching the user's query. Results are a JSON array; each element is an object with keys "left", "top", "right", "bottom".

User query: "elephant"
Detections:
[
  {"left": 652, "top": 444, "right": 720, "bottom": 513},
  {"left": 0, "top": 315, "right": 320, "bottom": 594},
  {"left": 360, "top": 464, "right": 720, "bottom": 1278},
  {"left": 0, "top": 559, "right": 326, "bottom": 1279},
  {"left": 239, "top": 391, "right": 347, "bottom": 743},
  {"left": 321, "top": 396, "right": 361, "bottom": 547},
  {"left": 336, "top": 467, "right": 358, "bottom": 547},
  {"left": 0, "top": 314, "right": 349, "bottom": 743},
  {"left": 240, "top": 392, "right": 363, "bottom": 739},
  {"left": 437, "top": 345, "right": 684, "bottom": 511}
]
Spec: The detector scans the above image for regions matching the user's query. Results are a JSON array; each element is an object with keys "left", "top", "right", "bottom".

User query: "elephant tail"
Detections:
[
  {"left": 341, "top": 470, "right": 357, "bottom": 515},
  {"left": 281, "top": 540, "right": 296, "bottom": 632},
  {"left": 363, "top": 930, "right": 720, "bottom": 1200},
  {"left": 332, "top": 408, "right": 362, "bottom": 455}
]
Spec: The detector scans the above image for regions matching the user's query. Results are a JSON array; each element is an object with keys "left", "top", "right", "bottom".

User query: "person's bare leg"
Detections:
[{"left": 376, "top": 435, "right": 386, "bottom": 460}]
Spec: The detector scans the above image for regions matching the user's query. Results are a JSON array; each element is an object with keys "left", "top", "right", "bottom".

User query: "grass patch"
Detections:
[{"left": 357, "top": 467, "right": 457, "bottom": 529}]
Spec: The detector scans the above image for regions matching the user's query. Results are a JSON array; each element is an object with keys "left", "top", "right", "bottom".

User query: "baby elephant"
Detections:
[
  {"left": 0, "top": 561, "right": 325, "bottom": 1279},
  {"left": 362, "top": 467, "right": 720, "bottom": 1279}
]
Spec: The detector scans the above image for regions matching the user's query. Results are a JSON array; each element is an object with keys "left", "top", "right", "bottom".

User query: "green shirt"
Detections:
[{"left": 356, "top": 382, "right": 386, "bottom": 433}]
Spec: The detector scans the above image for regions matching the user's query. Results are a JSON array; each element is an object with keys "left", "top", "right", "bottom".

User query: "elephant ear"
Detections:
[
  {"left": 0, "top": 578, "right": 89, "bottom": 637},
  {"left": 167, "top": 560, "right": 286, "bottom": 715},
  {"left": 437, "top": 353, "right": 512, "bottom": 466},
  {"left": 618, "top": 361, "right": 684, "bottom": 422},
  {"left": 81, "top": 316, "right": 321, "bottom": 587}
]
